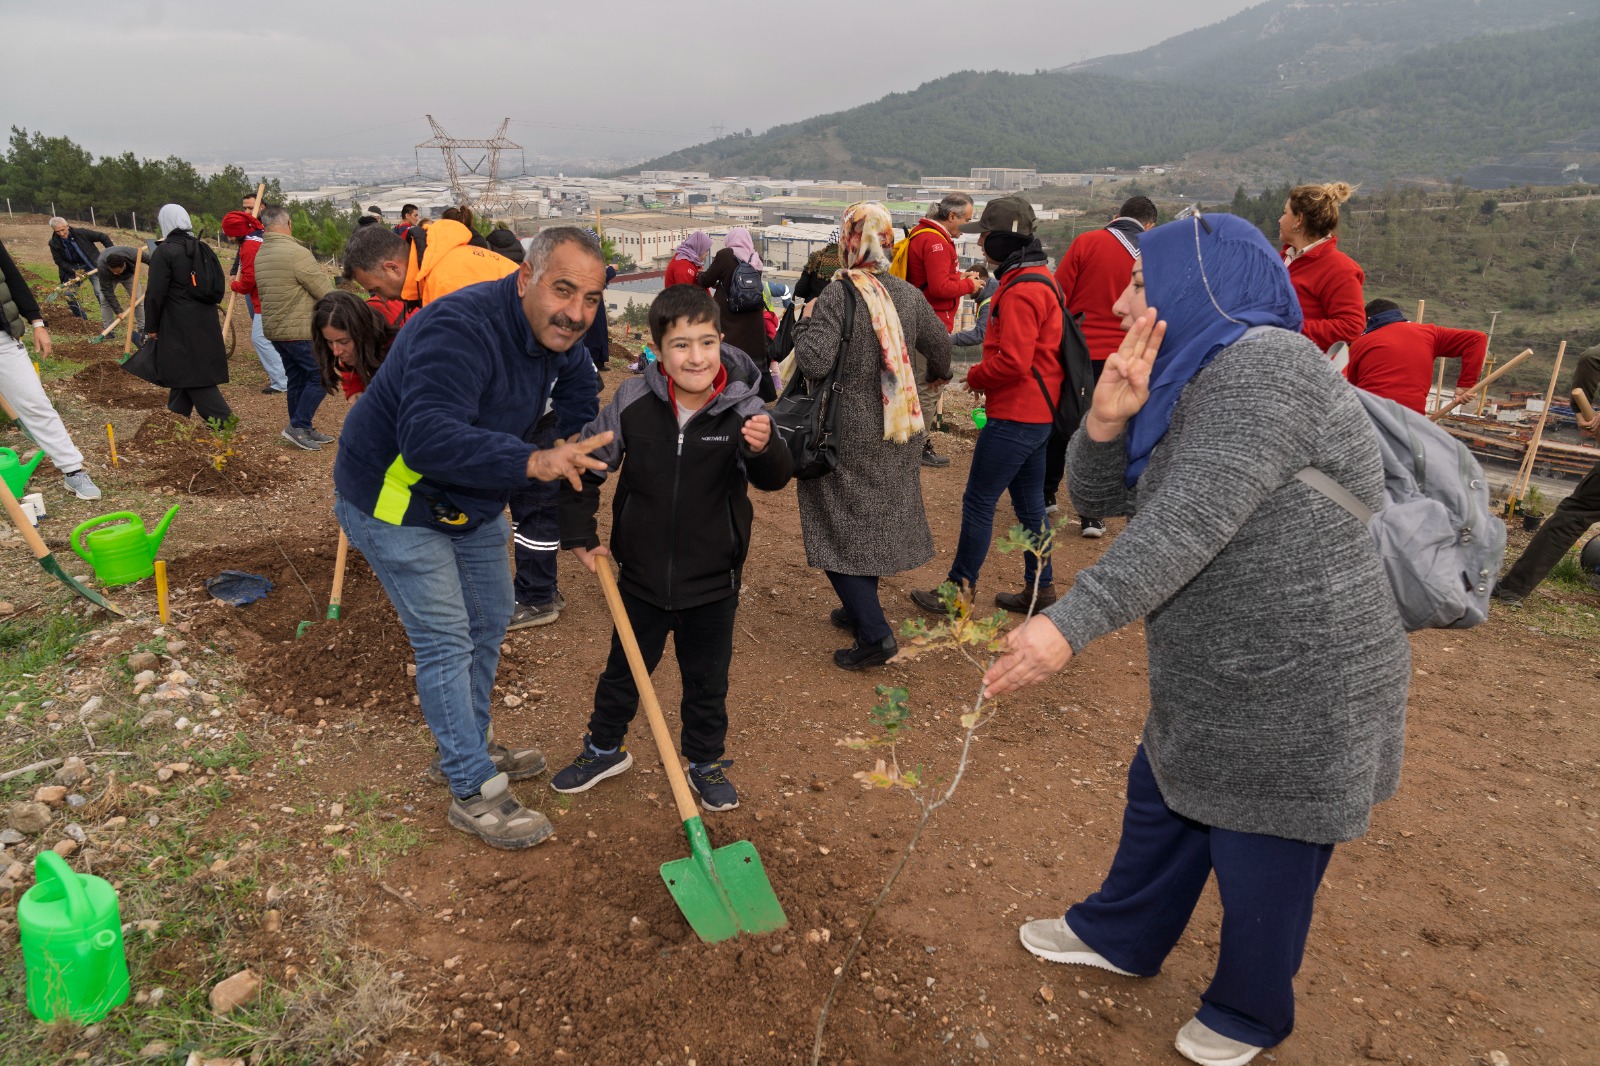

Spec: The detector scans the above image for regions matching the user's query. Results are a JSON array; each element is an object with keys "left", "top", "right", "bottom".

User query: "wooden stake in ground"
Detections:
[
  {"left": 220, "top": 181, "right": 266, "bottom": 355},
  {"left": 1509, "top": 341, "right": 1568, "bottom": 510},
  {"left": 154, "top": 560, "right": 169, "bottom": 624},
  {"left": 106, "top": 423, "right": 118, "bottom": 466},
  {"left": 122, "top": 246, "right": 144, "bottom": 355},
  {"left": 1429, "top": 347, "right": 1535, "bottom": 421}
]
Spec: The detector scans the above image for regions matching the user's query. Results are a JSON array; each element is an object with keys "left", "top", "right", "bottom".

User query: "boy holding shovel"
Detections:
[{"left": 552, "top": 285, "right": 794, "bottom": 811}]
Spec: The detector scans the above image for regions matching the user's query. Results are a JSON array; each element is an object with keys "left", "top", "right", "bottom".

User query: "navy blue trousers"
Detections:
[
  {"left": 1065, "top": 746, "right": 1333, "bottom": 1048},
  {"left": 825, "top": 571, "right": 893, "bottom": 644}
]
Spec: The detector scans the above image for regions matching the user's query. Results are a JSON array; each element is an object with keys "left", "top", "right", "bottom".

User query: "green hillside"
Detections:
[
  {"left": 626, "top": 14, "right": 1600, "bottom": 187},
  {"left": 1061, "top": 0, "right": 1591, "bottom": 90}
]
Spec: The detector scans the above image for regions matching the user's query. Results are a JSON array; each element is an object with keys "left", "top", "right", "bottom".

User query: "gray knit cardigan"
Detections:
[{"left": 1048, "top": 328, "right": 1411, "bottom": 844}]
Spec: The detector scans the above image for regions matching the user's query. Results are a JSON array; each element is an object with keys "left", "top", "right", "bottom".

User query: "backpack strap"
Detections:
[
  {"left": 994, "top": 272, "right": 1069, "bottom": 423},
  {"left": 1293, "top": 467, "right": 1373, "bottom": 524}
]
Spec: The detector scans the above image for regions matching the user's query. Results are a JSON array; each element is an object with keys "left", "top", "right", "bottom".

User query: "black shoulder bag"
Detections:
[{"left": 773, "top": 282, "right": 856, "bottom": 480}]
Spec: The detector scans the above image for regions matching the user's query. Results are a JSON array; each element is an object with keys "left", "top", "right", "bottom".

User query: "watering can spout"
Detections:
[
  {"left": 147, "top": 504, "right": 180, "bottom": 557},
  {"left": 22, "top": 451, "right": 44, "bottom": 479}
]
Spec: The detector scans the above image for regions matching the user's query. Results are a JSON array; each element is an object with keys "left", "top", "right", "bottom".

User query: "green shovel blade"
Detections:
[
  {"left": 40, "top": 553, "right": 124, "bottom": 616},
  {"left": 660, "top": 816, "right": 786, "bottom": 943}
]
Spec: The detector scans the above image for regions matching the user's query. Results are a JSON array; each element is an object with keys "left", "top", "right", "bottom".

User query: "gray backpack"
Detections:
[{"left": 1295, "top": 389, "right": 1505, "bottom": 631}]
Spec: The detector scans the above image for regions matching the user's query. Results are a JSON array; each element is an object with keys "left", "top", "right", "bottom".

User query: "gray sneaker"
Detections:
[
  {"left": 1017, "top": 918, "right": 1138, "bottom": 975},
  {"left": 425, "top": 734, "right": 548, "bottom": 785},
  {"left": 62, "top": 470, "right": 102, "bottom": 500},
  {"left": 1174, "top": 1017, "right": 1262, "bottom": 1066},
  {"left": 304, "top": 427, "right": 335, "bottom": 445},
  {"left": 281, "top": 426, "right": 322, "bottom": 451},
  {"left": 507, "top": 591, "right": 566, "bottom": 630},
  {"left": 447, "top": 772, "right": 553, "bottom": 850}
]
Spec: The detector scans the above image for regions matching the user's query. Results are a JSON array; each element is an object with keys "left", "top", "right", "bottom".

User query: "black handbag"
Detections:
[
  {"left": 119, "top": 336, "right": 165, "bottom": 387},
  {"left": 766, "top": 303, "right": 799, "bottom": 365},
  {"left": 773, "top": 283, "right": 855, "bottom": 480}
]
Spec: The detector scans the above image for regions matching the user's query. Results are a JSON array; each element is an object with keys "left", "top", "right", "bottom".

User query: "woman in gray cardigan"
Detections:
[
  {"left": 793, "top": 202, "right": 952, "bottom": 670},
  {"left": 984, "top": 213, "right": 1409, "bottom": 1066}
]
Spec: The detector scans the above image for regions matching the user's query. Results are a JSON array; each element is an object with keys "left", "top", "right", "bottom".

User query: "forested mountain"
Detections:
[
  {"left": 625, "top": 4, "right": 1600, "bottom": 187},
  {"left": 1061, "top": 0, "right": 1592, "bottom": 90}
]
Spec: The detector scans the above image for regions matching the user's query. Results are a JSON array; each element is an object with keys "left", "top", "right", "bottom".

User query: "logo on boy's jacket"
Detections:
[{"left": 701, "top": 435, "right": 731, "bottom": 442}]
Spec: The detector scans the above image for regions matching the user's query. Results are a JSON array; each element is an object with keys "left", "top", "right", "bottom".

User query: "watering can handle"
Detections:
[
  {"left": 0, "top": 447, "right": 14, "bottom": 461},
  {"left": 70, "top": 512, "right": 142, "bottom": 563},
  {"left": 33, "top": 850, "right": 92, "bottom": 924}
]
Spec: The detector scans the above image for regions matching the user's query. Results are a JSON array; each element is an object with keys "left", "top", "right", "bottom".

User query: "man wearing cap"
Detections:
[{"left": 911, "top": 196, "right": 1065, "bottom": 615}]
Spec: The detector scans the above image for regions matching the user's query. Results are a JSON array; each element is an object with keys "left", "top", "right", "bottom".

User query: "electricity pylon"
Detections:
[{"left": 415, "top": 115, "right": 529, "bottom": 215}]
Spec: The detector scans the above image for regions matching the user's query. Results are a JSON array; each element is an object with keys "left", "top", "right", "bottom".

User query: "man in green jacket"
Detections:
[{"left": 254, "top": 204, "right": 333, "bottom": 450}]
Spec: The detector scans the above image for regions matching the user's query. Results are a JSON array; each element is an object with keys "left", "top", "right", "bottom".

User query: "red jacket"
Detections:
[
  {"left": 1054, "top": 227, "right": 1139, "bottom": 362},
  {"left": 664, "top": 257, "right": 699, "bottom": 288},
  {"left": 341, "top": 295, "right": 410, "bottom": 400},
  {"left": 229, "top": 234, "right": 264, "bottom": 313},
  {"left": 1346, "top": 321, "right": 1486, "bottom": 415},
  {"left": 1283, "top": 236, "right": 1365, "bottom": 351},
  {"left": 966, "top": 264, "right": 1064, "bottom": 424},
  {"left": 904, "top": 218, "right": 976, "bottom": 329}
]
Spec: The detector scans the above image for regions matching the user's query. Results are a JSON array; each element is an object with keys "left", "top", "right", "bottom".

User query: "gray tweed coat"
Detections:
[
  {"left": 792, "top": 275, "right": 953, "bottom": 575},
  {"left": 1048, "top": 328, "right": 1411, "bottom": 844}
]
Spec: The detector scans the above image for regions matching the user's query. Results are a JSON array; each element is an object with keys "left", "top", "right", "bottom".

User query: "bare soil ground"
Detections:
[{"left": 2, "top": 214, "right": 1597, "bottom": 1064}]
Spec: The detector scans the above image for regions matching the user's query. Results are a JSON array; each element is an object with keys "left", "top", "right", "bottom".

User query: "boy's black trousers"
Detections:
[{"left": 588, "top": 588, "right": 737, "bottom": 763}]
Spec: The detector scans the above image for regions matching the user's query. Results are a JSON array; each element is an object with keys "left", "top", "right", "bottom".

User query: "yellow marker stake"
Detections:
[
  {"left": 153, "top": 560, "right": 170, "bottom": 624},
  {"left": 107, "top": 423, "right": 119, "bottom": 465}
]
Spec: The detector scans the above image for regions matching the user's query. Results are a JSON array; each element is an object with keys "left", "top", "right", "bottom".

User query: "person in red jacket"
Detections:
[
  {"left": 222, "top": 209, "right": 288, "bottom": 395},
  {"left": 1346, "top": 299, "right": 1486, "bottom": 415},
  {"left": 905, "top": 193, "right": 983, "bottom": 468},
  {"left": 1280, "top": 182, "right": 1365, "bottom": 352},
  {"left": 665, "top": 231, "right": 710, "bottom": 289},
  {"left": 1047, "top": 196, "right": 1159, "bottom": 537},
  {"left": 910, "top": 196, "right": 1064, "bottom": 615},
  {"left": 311, "top": 289, "right": 404, "bottom": 401}
]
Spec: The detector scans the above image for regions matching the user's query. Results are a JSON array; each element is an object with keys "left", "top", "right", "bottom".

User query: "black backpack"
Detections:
[
  {"left": 773, "top": 283, "right": 856, "bottom": 480},
  {"left": 725, "top": 258, "right": 765, "bottom": 314},
  {"left": 990, "top": 272, "right": 1094, "bottom": 437},
  {"left": 186, "top": 238, "right": 226, "bottom": 306}
]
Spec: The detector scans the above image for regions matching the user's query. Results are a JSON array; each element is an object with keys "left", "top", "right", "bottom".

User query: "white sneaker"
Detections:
[
  {"left": 62, "top": 470, "right": 102, "bottom": 500},
  {"left": 1017, "top": 918, "right": 1137, "bottom": 975},
  {"left": 1175, "top": 1017, "right": 1263, "bottom": 1066}
]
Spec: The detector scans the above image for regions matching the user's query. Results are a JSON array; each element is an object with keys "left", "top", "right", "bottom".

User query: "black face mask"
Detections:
[{"left": 983, "top": 231, "right": 1031, "bottom": 264}]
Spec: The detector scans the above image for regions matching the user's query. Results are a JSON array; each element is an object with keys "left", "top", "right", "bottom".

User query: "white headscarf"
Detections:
[{"left": 157, "top": 204, "right": 193, "bottom": 238}]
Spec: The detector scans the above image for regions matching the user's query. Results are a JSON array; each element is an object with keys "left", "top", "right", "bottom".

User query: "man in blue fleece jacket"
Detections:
[{"left": 333, "top": 227, "right": 612, "bottom": 850}]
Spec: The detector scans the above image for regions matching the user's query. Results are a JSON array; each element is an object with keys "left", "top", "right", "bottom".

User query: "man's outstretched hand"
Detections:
[{"left": 528, "top": 431, "right": 613, "bottom": 490}]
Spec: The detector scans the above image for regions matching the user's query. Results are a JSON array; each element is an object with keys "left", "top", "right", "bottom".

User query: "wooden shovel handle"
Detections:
[
  {"left": 594, "top": 560, "right": 700, "bottom": 823},
  {"left": 0, "top": 476, "right": 52, "bottom": 562},
  {"left": 1573, "top": 388, "right": 1595, "bottom": 422},
  {"left": 329, "top": 531, "right": 349, "bottom": 607},
  {"left": 122, "top": 248, "right": 144, "bottom": 355},
  {"left": 1428, "top": 348, "right": 1534, "bottom": 421}
]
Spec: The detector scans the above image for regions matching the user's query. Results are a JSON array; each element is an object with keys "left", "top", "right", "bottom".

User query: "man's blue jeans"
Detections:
[
  {"left": 250, "top": 310, "right": 287, "bottom": 391},
  {"left": 334, "top": 495, "right": 513, "bottom": 797},
  {"left": 948, "top": 418, "right": 1054, "bottom": 590},
  {"left": 272, "top": 339, "right": 324, "bottom": 429}
]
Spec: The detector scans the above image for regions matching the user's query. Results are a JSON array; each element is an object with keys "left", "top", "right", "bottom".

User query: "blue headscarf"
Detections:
[{"left": 1124, "top": 213, "right": 1302, "bottom": 486}]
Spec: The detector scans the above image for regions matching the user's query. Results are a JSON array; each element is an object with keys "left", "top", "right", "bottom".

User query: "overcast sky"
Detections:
[{"left": 14, "top": 0, "right": 1258, "bottom": 168}]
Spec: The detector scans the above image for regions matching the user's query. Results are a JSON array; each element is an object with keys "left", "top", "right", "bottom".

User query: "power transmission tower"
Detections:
[{"left": 415, "top": 115, "right": 529, "bottom": 215}]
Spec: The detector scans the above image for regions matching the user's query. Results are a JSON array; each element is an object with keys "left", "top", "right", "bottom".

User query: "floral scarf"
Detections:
[{"left": 835, "top": 201, "right": 923, "bottom": 443}]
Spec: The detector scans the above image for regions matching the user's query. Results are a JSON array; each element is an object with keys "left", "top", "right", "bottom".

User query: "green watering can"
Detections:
[
  {"left": 70, "top": 505, "right": 179, "bottom": 587},
  {"left": 18, "top": 851, "right": 131, "bottom": 1024},
  {"left": 0, "top": 446, "right": 44, "bottom": 497}
]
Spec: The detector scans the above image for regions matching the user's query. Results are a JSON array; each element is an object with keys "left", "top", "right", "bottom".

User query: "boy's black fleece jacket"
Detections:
[{"left": 560, "top": 345, "right": 793, "bottom": 611}]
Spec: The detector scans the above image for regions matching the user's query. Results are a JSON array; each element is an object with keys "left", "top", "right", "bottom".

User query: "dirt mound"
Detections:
[
  {"left": 123, "top": 411, "right": 292, "bottom": 497},
  {"left": 39, "top": 302, "right": 106, "bottom": 336},
  {"left": 66, "top": 360, "right": 166, "bottom": 409}
]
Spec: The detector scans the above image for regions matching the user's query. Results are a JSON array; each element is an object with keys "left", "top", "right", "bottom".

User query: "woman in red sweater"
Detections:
[
  {"left": 312, "top": 291, "right": 403, "bottom": 401},
  {"left": 664, "top": 231, "right": 709, "bottom": 288},
  {"left": 1279, "top": 182, "right": 1365, "bottom": 352}
]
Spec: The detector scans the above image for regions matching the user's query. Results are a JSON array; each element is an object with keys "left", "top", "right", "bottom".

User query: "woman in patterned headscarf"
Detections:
[{"left": 792, "top": 202, "right": 954, "bottom": 670}]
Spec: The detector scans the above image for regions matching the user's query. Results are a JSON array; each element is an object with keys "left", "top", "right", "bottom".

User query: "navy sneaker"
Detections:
[
  {"left": 549, "top": 735, "right": 633, "bottom": 794},
  {"left": 688, "top": 759, "right": 739, "bottom": 812}
]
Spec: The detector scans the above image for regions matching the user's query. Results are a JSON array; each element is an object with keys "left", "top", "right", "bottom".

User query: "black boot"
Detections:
[
  {"left": 921, "top": 439, "right": 950, "bottom": 468},
  {"left": 834, "top": 635, "right": 898, "bottom": 671}
]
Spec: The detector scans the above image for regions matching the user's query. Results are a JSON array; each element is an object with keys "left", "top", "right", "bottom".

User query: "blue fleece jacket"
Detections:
[{"left": 333, "top": 272, "right": 599, "bottom": 533}]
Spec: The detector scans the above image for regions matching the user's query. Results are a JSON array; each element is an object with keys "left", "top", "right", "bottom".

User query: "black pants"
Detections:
[
  {"left": 825, "top": 570, "right": 893, "bottom": 643},
  {"left": 1045, "top": 358, "right": 1106, "bottom": 510},
  {"left": 509, "top": 417, "right": 560, "bottom": 607},
  {"left": 167, "top": 386, "right": 232, "bottom": 425},
  {"left": 588, "top": 589, "right": 737, "bottom": 763},
  {"left": 1499, "top": 458, "right": 1600, "bottom": 597}
]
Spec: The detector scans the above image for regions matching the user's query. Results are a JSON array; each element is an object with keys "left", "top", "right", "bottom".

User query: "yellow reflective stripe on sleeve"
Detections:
[{"left": 374, "top": 453, "right": 423, "bottom": 525}]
